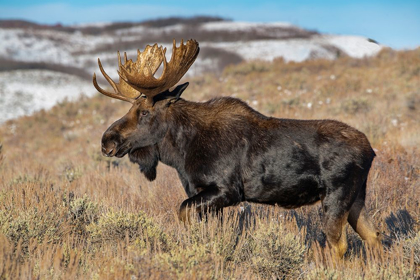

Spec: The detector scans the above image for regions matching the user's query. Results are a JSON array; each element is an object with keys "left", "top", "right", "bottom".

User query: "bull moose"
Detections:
[{"left": 93, "top": 39, "right": 382, "bottom": 258}]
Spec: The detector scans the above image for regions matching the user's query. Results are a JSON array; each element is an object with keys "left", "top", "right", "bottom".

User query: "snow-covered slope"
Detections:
[
  {"left": 0, "top": 70, "right": 94, "bottom": 124},
  {"left": 0, "top": 19, "right": 384, "bottom": 123},
  {"left": 203, "top": 35, "right": 382, "bottom": 62},
  {"left": 0, "top": 21, "right": 382, "bottom": 65}
]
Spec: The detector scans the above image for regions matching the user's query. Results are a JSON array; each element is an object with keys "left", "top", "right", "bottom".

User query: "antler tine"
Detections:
[
  {"left": 93, "top": 73, "right": 134, "bottom": 103},
  {"left": 118, "top": 39, "right": 199, "bottom": 103},
  {"left": 92, "top": 55, "right": 141, "bottom": 103},
  {"left": 98, "top": 58, "right": 119, "bottom": 94}
]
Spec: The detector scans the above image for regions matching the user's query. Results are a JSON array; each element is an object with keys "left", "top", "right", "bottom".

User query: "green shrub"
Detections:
[
  {"left": 87, "top": 209, "right": 170, "bottom": 252},
  {"left": 9, "top": 174, "right": 37, "bottom": 186},
  {"left": 235, "top": 220, "right": 305, "bottom": 279},
  {"left": 0, "top": 208, "right": 62, "bottom": 250},
  {"left": 67, "top": 195, "right": 100, "bottom": 235},
  {"left": 340, "top": 97, "right": 370, "bottom": 114},
  {"left": 60, "top": 163, "right": 83, "bottom": 183},
  {"left": 307, "top": 264, "right": 416, "bottom": 280},
  {"left": 156, "top": 239, "right": 213, "bottom": 279},
  {"left": 155, "top": 217, "right": 239, "bottom": 279},
  {"left": 402, "top": 231, "right": 420, "bottom": 266}
]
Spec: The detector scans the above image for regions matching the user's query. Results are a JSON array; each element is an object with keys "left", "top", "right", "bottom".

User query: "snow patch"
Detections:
[
  {"left": 201, "top": 21, "right": 294, "bottom": 32},
  {"left": 324, "top": 35, "right": 382, "bottom": 58},
  {"left": 70, "top": 22, "right": 113, "bottom": 28},
  {"left": 0, "top": 28, "right": 115, "bottom": 66},
  {"left": 0, "top": 70, "right": 95, "bottom": 124},
  {"left": 202, "top": 39, "right": 330, "bottom": 62},
  {"left": 202, "top": 35, "right": 383, "bottom": 62},
  {"left": 116, "top": 23, "right": 185, "bottom": 36}
]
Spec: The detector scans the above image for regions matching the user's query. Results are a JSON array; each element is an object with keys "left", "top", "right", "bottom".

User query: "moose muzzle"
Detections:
[{"left": 101, "top": 140, "right": 117, "bottom": 157}]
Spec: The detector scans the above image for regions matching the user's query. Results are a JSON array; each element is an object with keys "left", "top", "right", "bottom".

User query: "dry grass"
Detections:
[{"left": 0, "top": 48, "right": 419, "bottom": 279}]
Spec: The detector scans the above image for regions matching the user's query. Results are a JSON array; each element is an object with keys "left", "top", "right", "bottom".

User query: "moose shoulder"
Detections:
[{"left": 94, "top": 39, "right": 382, "bottom": 258}]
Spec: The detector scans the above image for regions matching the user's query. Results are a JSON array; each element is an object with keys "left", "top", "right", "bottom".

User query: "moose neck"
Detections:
[{"left": 156, "top": 99, "right": 200, "bottom": 167}]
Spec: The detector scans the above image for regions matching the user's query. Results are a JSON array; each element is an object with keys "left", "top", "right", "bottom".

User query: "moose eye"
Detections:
[{"left": 140, "top": 110, "right": 149, "bottom": 117}]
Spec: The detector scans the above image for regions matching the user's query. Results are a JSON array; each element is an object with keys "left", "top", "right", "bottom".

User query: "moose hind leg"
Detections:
[
  {"left": 348, "top": 182, "right": 382, "bottom": 248},
  {"left": 324, "top": 210, "right": 349, "bottom": 259},
  {"left": 322, "top": 185, "right": 358, "bottom": 258},
  {"left": 178, "top": 186, "right": 238, "bottom": 223}
]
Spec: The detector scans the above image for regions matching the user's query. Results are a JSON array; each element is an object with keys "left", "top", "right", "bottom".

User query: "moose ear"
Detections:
[
  {"left": 167, "top": 82, "right": 189, "bottom": 105},
  {"left": 153, "top": 82, "right": 190, "bottom": 106}
]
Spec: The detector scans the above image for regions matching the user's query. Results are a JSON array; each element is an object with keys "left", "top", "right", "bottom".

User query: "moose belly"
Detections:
[{"left": 244, "top": 175, "right": 324, "bottom": 208}]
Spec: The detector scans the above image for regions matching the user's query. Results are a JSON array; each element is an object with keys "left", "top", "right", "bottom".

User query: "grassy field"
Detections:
[{"left": 0, "top": 48, "right": 419, "bottom": 279}]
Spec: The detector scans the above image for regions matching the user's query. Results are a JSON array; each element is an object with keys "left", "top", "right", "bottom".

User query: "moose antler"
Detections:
[
  {"left": 93, "top": 52, "right": 141, "bottom": 103},
  {"left": 118, "top": 39, "right": 199, "bottom": 101},
  {"left": 93, "top": 39, "right": 199, "bottom": 104}
]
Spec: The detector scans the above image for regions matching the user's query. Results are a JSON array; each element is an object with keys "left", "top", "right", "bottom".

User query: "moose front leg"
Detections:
[{"left": 178, "top": 186, "right": 240, "bottom": 223}]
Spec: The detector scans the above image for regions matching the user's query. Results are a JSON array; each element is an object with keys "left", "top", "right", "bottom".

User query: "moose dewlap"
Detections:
[{"left": 93, "top": 39, "right": 382, "bottom": 258}]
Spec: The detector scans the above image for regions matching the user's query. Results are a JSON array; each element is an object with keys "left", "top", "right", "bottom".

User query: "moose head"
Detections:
[{"left": 93, "top": 40, "right": 199, "bottom": 161}]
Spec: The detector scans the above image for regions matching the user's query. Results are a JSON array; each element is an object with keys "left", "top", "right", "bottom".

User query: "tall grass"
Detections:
[{"left": 0, "top": 48, "right": 419, "bottom": 279}]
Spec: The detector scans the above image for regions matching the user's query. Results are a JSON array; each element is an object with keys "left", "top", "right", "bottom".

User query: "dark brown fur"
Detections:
[{"left": 101, "top": 83, "right": 382, "bottom": 258}]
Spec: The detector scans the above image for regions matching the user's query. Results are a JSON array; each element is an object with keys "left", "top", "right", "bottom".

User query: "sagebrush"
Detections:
[{"left": 0, "top": 48, "right": 419, "bottom": 279}]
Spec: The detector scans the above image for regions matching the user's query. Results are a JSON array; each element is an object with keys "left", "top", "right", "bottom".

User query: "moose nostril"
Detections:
[
  {"left": 102, "top": 142, "right": 116, "bottom": 157},
  {"left": 103, "top": 147, "right": 114, "bottom": 157}
]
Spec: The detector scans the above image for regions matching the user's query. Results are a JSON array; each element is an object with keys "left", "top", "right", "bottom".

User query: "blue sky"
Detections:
[{"left": 0, "top": 0, "right": 419, "bottom": 49}]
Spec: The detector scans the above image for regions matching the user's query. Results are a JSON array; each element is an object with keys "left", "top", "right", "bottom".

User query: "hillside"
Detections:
[
  {"left": 0, "top": 47, "right": 419, "bottom": 279},
  {"left": 0, "top": 17, "right": 383, "bottom": 123}
]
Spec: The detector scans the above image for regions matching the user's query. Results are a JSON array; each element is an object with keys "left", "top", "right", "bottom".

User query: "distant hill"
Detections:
[{"left": 0, "top": 16, "right": 383, "bottom": 123}]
